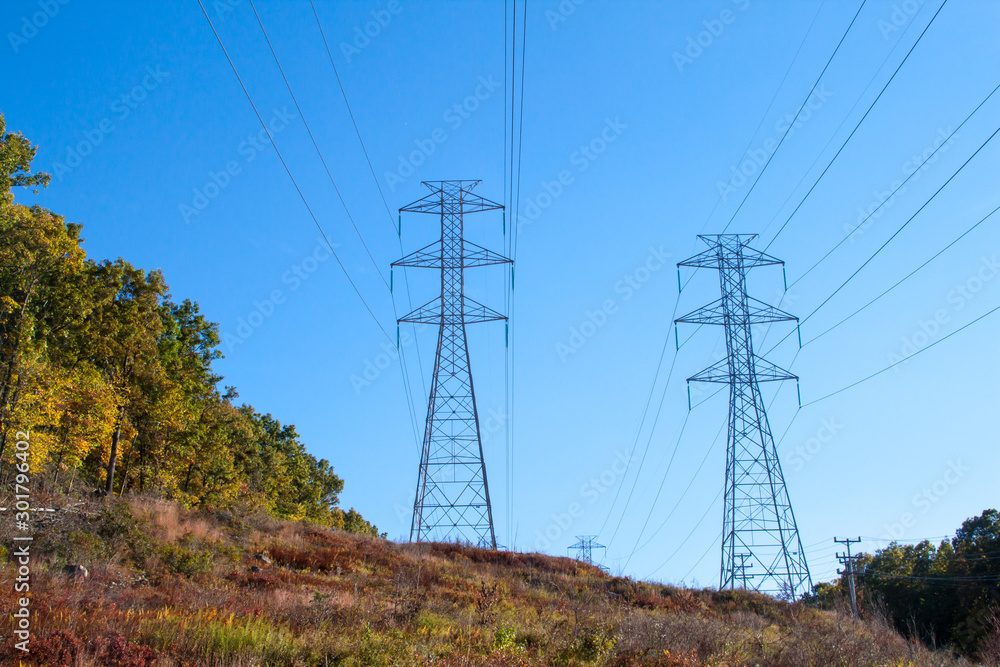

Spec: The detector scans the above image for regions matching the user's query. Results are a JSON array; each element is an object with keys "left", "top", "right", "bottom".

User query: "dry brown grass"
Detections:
[{"left": 0, "top": 493, "right": 977, "bottom": 666}]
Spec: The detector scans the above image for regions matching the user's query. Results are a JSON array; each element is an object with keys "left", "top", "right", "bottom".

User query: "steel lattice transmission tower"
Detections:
[
  {"left": 675, "top": 234, "right": 811, "bottom": 599},
  {"left": 568, "top": 536, "right": 607, "bottom": 567},
  {"left": 393, "top": 180, "right": 510, "bottom": 549}
]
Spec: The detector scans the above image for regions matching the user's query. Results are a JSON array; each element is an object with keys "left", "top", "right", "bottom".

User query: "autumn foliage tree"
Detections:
[{"left": 0, "top": 114, "right": 378, "bottom": 535}]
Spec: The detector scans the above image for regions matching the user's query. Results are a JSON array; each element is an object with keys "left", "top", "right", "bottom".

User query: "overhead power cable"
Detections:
[
  {"left": 622, "top": 411, "right": 693, "bottom": 571},
  {"left": 697, "top": 0, "right": 827, "bottom": 234},
  {"left": 801, "top": 302, "right": 1000, "bottom": 408},
  {"left": 195, "top": 0, "right": 393, "bottom": 344},
  {"left": 790, "top": 82, "right": 1000, "bottom": 289},
  {"left": 308, "top": 0, "right": 397, "bottom": 235},
  {"left": 631, "top": 417, "right": 727, "bottom": 555},
  {"left": 763, "top": 124, "right": 1000, "bottom": 357},
  {"left": 764, "top": 0, "right": 949, "bottom": 250},
  {"left": 805, "top": 204, "right": 1000, "bottom": 346},
  {"left": 646, "top": 492, "right": 723, "bottom": 579},
  {"left": 309, "top": 0, "right": 430, "bottom": 450},
  {"left": 247, "top": 0, "right": 389, "bottom": 288},
  {"left": 721, "top": 0, "right": 869, "bottom": 232}
]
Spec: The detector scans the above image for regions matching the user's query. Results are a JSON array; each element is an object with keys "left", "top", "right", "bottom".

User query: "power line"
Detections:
[
  {"left": 622, "top": 411, "right": 692, "bottom": 571},
  {"left": 247, "top": 0, "right": 389, "bottom": 288},
  {"left": 764, "top": 0, "right": 949, "bottom": 251},
  {"left": 763, "top": 124, "right": 1000, "bottom": 357},
  {"left": 679, "top": 530, "right": 724, "bottom": 584},
  {"left": 789, "top": 82, "right": 1000, "bottom": 290},
  {"left": 308, "top": 0, "right": 434, "bottom": 456},
  {"left": 697, "top": 0, "right": 827, "bottom": 234},
  {"left": 631, "top": 417, "right": 726, "bottom": 554},
  {"left": 510, "top": 0, "right": 527, "bottom": 551},
  {"left": 308, "top": 0, "right": 397, "bottom": 235},
  {"left": 195, "top": 0, "right": 393, "bottom": 344},
  {"left": 646, "top": 492, "right": 723, "bottom": 579},
  {"left": 603, "top": 327, "right": 683, "bottom": 545},
  {"left": 802, "top": 302, "right": 1000, "bottom": 408},
  {"left": 596, "top": 323, "right": 675, "bottom": 537},
  {"left": 805, "top": 203, "right": 1000, "bottom": 346},
  {"left": 311, "top": 0, "right": 425, "bottom": 446},
  {"left": 755, "top": 1, "right": 927, "bottom": 244},
  {"left": 721, "top": 0, "right": 869, "bottom": 233}
]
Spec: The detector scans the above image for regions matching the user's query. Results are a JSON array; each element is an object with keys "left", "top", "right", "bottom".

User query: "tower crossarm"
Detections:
[
  {"left": 463, "top": 240, "right": 512, "bottom": 267},
  {"left": 676, "top": 297, "right": 797, "bottom": 326},
  {"left": 392, "top": 239, "right": 511, "bottom": 269},
  {"left": 686, "top": 356, "right": 796, "bottom": 384},
  {"left": 392, "top": 240, "right": 443, "bottom": 268},
  {"left": 679, "top": 234, "right": 784, "bottom": 270},
  {"left": 399, "top": 180, "right": 503, "bottom": 214},
  {"left": 399, "top": 295, "right": 507, "bottom": 325}
]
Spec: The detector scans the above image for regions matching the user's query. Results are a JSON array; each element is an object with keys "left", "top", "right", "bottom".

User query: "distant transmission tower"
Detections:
[
  {"left": 569, "top": 536, "right": 607, "bottom": 567},
  {"left": 394, "top": 180, "right": 509, "bottom": 549},
  {"left": 675, "top": 234, "right": 811, "bottom": 599}
]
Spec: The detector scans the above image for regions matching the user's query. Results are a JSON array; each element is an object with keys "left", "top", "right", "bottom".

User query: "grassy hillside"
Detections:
[{"left": 0, "top": 490, "right": 979, "bottom": 666}]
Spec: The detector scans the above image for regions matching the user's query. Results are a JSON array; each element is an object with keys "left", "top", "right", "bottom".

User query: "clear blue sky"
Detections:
[{"left": 3, "top": 0, "right": 999, "bottom": 588}]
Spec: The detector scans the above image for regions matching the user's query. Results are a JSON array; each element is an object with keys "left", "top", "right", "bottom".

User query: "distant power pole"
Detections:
[
  {"left": 569, "top": 535, "right": 607, "bottom": 567},
  {"left": 676, "top": 234, "right": 812, "bottom": 600},
  {"left": 836, "top": 537, "right": 862, "bottom": 618},
  {"left": 734, "top": 553, "right": 757, "bottom": 590},
  {"left": 394, "top": 180, "right": 510, "bottom": 550}
]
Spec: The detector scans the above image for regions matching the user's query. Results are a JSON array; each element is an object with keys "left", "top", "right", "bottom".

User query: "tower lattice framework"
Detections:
[
  {"left": 675, "top": 234, "right": 811, "bottom": 599},
  {"left": 394, "top": 180, "right": 509, "bottom": 549}
]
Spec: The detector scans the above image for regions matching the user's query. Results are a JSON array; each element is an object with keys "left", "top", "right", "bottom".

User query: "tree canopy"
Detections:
[{"left": 0, "top": 114, "right": 379, "bottom": 536}]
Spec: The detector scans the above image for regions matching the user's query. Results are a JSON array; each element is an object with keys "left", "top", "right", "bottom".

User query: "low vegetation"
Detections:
[{"left": 1, "top": 489, "right": 989, "bottom": 666}]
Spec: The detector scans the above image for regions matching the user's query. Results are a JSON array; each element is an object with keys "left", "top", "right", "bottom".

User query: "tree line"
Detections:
[
  {"left": 0, "top": 115, "right": 379, "bottom": 536},
  {"left": 812, "top": 509, "right": 1000, "bottom": 659}
]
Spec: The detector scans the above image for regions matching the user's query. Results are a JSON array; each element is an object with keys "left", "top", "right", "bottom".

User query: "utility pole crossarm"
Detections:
[{"left": 836, "top": 537, "right": 863, "bottom": 618}]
